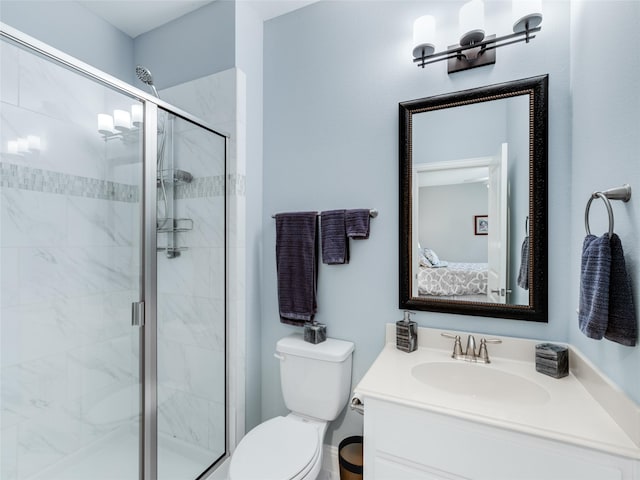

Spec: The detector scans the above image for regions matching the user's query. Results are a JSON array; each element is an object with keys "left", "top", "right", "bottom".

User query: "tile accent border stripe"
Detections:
[
  {"left": 1, "top": 162, "right": 139, "bottom": 202},
  {"left": 148, "top": 174, "right": 245, "bottom": 199},
  {"left": 1, "top": 162, "right": 246, "bottom": 200}
]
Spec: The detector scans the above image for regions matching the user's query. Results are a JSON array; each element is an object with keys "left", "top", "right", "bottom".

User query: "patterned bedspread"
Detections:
[{"left": 418, "top": 262, "right": 488, "bottom": 296}]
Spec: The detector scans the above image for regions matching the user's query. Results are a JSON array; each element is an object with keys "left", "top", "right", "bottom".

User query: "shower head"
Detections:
[
  {"left": 135, "top": 65, "right": 160, "bottom": 98},
  {"left": 174, "top": 169, "right": 193, "bottom": 184}
]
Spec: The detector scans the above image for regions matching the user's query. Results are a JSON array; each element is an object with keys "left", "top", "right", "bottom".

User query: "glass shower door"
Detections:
[
  {"left": 155, "top": 110, "right": 226, "bottom": 480},
  {"left": 0, "top": 36, "right": 143, "bottom": 480}
]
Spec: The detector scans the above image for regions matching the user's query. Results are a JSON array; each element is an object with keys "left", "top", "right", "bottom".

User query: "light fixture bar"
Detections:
[{"left": 414, "top": 25, "right": 541, "bottom": 70}]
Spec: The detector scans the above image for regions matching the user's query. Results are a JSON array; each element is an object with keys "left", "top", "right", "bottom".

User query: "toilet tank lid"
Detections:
[{"left": 276, "top": 334, "right": 354, "bottom": 362}]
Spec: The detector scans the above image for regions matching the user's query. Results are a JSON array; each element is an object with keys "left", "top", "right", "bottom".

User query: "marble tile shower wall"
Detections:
[
  {"left": 156, "top": 119, "right": 226, "bottom": 455},
  {"left": 1, "top": 42, "right": 142, "bottom": 479},
  {"left": 159, "top": 68, "right": 244, "bottom": 457}
]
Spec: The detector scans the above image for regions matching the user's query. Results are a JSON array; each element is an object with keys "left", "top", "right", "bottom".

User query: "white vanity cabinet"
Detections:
[
  {"left": 363, "top": 397, "right": 638, "bottom": 480},
  {"left": 356, "top": 327, "right": 640, "bottom": 479}
]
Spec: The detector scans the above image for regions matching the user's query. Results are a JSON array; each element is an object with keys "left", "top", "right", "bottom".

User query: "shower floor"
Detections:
[{"left": 29, "top": 427, "right": 215, "bottom": 480}]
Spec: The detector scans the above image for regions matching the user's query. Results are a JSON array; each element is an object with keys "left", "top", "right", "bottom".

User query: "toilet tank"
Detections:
[{"left": 276, "top": 334, "right": 355, "bottom": 421}]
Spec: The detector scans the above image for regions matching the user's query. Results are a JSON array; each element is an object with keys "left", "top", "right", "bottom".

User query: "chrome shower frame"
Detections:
[{"left": 0, "top": 22, "right": 229, "bottom": 480}]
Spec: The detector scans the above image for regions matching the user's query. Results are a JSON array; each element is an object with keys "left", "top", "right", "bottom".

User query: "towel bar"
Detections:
[
  {"left": 584, "top": 184, "right": 631, "bottom": 237},
  {"left": 271, "top": 209, "right": 378, "bottom": 219}
]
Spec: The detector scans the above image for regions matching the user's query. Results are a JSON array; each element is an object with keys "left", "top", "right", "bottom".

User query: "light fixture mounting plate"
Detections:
[{"left": 447, "top": 35, "right": 496, "bottom": 74}]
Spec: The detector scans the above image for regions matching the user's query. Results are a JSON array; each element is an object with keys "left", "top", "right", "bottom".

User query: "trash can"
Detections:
[{"left": 338, "top": 435, "right": 363, "bottom": 480}]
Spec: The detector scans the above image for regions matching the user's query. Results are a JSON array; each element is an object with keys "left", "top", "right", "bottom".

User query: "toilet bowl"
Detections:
[
  {"left": 229, "top": 414, "right": 326, "bottom": 480},
  {"left": 228, "top": 334, "right": 355, "bottom": 480}
]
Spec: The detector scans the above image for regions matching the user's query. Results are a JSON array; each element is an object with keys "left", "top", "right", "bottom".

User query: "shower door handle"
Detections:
[{"left": 132, "top": 301, "right": 145, "bottom": 327}]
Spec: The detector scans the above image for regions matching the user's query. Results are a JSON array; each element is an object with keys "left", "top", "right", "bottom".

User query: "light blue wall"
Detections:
[
  {"left": 263, "top": 0, "right": 571, "bottom": 446},
  {"left": 419, "top": 183, "right": 489, "bottom": 262},
  {"left": 133, "top": 0, "right": 236, "bottom": 91},
  {"left": 569, "top": 1, "right": 640, "bottom": 403},
  {"left": 0, "top": 1, "right": 134, "bottom": 84}
]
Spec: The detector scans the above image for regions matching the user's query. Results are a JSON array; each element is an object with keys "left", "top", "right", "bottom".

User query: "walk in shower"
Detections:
[{"left": 1, "top": 24, "right": 227, "bottom": 480}]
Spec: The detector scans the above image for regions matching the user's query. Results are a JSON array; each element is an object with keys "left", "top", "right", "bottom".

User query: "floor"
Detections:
[
  {"left": 26, "top": 426, "right": 339, "bottom": 480},
  {"left": 29, "top": 427, "right": 214, "bottom": 480}
]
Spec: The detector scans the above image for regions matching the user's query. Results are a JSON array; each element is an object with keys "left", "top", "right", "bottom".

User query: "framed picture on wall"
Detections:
[{"left": 474, "top": 215, "right": 488, "bottom": 235}]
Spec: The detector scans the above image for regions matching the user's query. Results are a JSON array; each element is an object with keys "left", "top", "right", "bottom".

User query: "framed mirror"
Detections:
[{"left": 399, "top": 75, "right": 548, "bottom": 322}]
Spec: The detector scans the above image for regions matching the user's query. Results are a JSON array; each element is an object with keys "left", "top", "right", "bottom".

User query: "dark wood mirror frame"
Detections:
[{"left": 399, "top": 75, "right": 548, "bottom": 322}]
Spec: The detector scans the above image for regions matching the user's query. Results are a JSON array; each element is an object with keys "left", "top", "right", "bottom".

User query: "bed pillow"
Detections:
[
  {"left": 423, "top": 248, "right": 441, "bottom": 267},
  {"left": 418, "top": 248, "right": 432, "bottom": 267}
]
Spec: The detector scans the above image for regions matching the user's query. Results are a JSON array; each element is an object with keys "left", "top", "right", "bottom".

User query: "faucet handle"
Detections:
[
  {"left": 452, "top": 336, "right": 463, "bottom": 357},
  {"left": 478, "top": 337, "right": 502, "bottom": 363},
  {"left": 482, "top": 337, "right": 503, "bottom": 344}
]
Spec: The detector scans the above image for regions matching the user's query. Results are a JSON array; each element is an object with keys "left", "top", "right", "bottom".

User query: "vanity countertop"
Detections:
[{"left": 354, "top": 325, "right": 640, "bottom": 460}]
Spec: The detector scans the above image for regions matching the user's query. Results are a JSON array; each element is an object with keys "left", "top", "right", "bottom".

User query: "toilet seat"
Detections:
[{"left": 229, "top": 416, "right": 321, "bottom": 480}]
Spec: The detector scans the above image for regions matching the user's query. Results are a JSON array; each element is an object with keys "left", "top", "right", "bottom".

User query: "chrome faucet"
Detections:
[
  {"left": 465, "top": 335, "right": 477, "bottom": 359},
  {"left": 441, "top": 333, "right": 502, "bottom": 363}
]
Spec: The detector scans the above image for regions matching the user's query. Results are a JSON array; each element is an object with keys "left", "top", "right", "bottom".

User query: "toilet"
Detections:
[{"left": 229, "top": 333, "right": 355, "bottom": 480}]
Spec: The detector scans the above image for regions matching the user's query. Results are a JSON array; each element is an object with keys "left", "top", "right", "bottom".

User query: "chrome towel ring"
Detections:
[
  {"left": 584, "top": 184, "right": 632, "bottom": 237},
  {"left": 585, "top": 192, "right": 614, "bottom": 237}
]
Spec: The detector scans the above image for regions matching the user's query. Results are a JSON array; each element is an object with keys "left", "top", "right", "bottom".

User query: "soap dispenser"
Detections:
[{"left": 396, "top": 310, "right": 417, "bottom": 353}]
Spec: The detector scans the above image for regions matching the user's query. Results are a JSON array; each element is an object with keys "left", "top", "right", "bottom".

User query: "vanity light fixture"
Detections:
[
  {"left": 113, "top": 109, "right": 131, "bottom": 131},
  {"left": 6, "top": 135, "right": 42, "bottom": 155},
  {"left": 413, "top": 0, "right": 542, "bottom": 74},
  {"left": 16, "top": 137, "right": 29, "bottom": 154},
  {"left": 27, "top": 135, "right": 41, "bottom": 151},
  {"left": 7, "top": 140, "right": 18, "bottom": 155},
  {"left": 131, "top": 104, "right": 143, "bottom": 127},
  {"left": 97, "top": 104, "right": 143, "bottom": 142}
]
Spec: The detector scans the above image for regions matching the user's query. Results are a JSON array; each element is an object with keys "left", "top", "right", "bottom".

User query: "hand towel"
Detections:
[
  {"left": 321, "top": 210, "right": 349, "bottom": 264},
  {"left": 578, "top": 234, "right": 611, "bottom": 340},
  {"left": 276, "top": 212, "right": 318, "bottom": 326},
  {"left": 604, "top": 234, "right": 637, "bottom": 346},
  {"left": 346, "top": 209, "right": 370, "bottom": 239},
  {"left": 517, "top": 236, "right": 530, "bottom": 290}
]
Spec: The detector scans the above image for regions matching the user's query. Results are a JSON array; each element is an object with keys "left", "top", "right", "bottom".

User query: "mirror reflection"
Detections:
[
  {"left": 399, "top": 76, "right": 548, "bottom": 321},
  {"left": 413, "top": 96, "right": 529, "bottom": 305}
]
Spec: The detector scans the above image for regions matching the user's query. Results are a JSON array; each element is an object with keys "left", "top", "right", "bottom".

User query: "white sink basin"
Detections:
[{"left": 411, "top": 361, "right": 551, "bottom": 406}]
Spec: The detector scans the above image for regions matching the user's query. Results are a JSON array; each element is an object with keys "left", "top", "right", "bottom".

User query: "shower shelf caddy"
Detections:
[
  {"left": 157, "top": 168, "right": 194, "bottom": 258},
  {"left": 156, "top": 218, "right": 194, "bottom": 234}
]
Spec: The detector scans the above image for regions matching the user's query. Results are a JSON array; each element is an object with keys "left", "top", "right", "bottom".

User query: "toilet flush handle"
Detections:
[{"left": 273, "top": 352, "right": 285, "bottom": 361}]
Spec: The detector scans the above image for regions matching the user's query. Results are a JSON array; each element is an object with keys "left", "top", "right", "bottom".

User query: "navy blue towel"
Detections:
[
  {"left": 346, "top": 209, "right": 370, "bottom": 239},
  {"left": 321, "top": 210, "right": 348, "bottom": 265},
  {"left": 275, "top": 212, "right": 318, "bottom": 326},
  {"left": 578, "top": 234, "right": 611, "bottom": 340},
  {"left": 604, "top": 234, "right": 637, "bottom": 346},
  {"left": 517, "top": 236, "right": 530, "bottom": 290}
]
